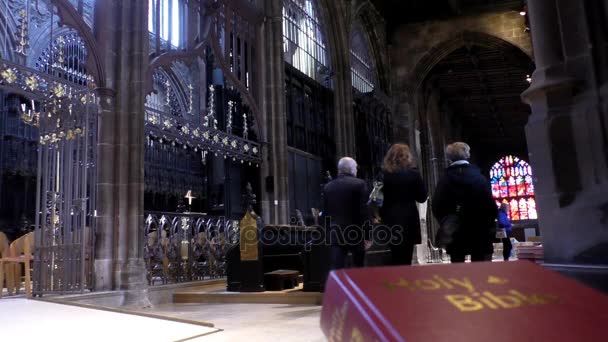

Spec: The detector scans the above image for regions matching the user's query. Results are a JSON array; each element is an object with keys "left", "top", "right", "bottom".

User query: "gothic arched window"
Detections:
[
  {"left": 149, "top": 0, "right": 183, "bottom": 47},
  {"left": 36, "top": 33, "right": 90, "bottom": 85},
  {"left": 490, "top": 155, "right": 537, "bottom": 221},
  {"left": 283, "top": 0, "right": 329, "bottom": 84},
  {"left": 350, "top": 25, "right": 375, "bottom": 93}
]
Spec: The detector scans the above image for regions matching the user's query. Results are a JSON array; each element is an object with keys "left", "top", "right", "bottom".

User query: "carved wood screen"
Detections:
[
  {"left": 143, "top": 0, "right": 264, "bottom": 283},
  {"left": 354, "top": 93, "right": 391, "bottom": 183},
  {"left": 144, "top": 0, "right": 263, "bottom": 215}
]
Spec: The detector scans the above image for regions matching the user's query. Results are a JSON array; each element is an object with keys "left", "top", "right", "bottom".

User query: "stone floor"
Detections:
[
  {"left": 136, "top": 303, "right": 325, "bottom": 342},
  {"left": 0, "top": 249, "right": 519, "bottom": 341},
  {"left": 0, "top": 298, "right": 220, "bottom": 341},
  {"left": 0, "top": 298, "right": 324, "bottom": 341}
]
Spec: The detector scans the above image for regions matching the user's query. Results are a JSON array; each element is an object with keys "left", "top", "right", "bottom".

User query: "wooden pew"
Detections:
[
  {"left": 3, "top": 232, "right": 34, "bottom": 297},
  {"left": 0, "top": 232, "right": 12, "bottom": 297},
  {"left": 260, "top": 225, "right": 319, "bottom": 274}
]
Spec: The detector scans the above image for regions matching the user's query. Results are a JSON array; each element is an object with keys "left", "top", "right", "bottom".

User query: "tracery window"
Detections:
[
  {"left": 283, "top": 0, "right": 329, "bottom": 84},
  {"left": 149, "top": 0, "right": 183, "bottom": 47},
  {"left": 350, "top": 25, "right": 375, "bottom": 93},
  {"left": 490, "top": 155, "right": 537, "bottom": 221},
  {"left": 35, "top": 33, "right": 90, "bottom": 85}
]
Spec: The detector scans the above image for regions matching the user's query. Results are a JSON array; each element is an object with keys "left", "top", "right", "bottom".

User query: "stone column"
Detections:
[
  {"left": 334, "top": 67, "right": 356, "bottom": 158},
  {"left": 93, "top": 87, "right": 116, "bottom": 291},
  {"left": 396, "top": 84, "right": 414, "bottom": 144},
  {"left": 93, "top": 0, "right": 151, "bottom": 306},
  {"left": 261, "top": 0, "right": 290, "bottom": 224},
  {"left": 522, "top": 0, "right": 608, "bottom": 291},
  {"left": 330, "top": 0, "right": 356, "bottom": 158},
  {"left": 93, "top": 0, "right": 116, "bottom": 292}
]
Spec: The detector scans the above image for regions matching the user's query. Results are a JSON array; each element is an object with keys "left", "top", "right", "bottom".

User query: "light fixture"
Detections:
[
  {"left": 526, "top": 75, "right": 532, "bottom": 83},
  {"left": 519, "top": 10, "right": 526, "bottom": 16}
]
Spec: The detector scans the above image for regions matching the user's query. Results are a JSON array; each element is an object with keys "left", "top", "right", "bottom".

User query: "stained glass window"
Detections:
[
  {"left": 283, "top": 0, "right": 330, "bottom": 85},
  {"left": 490, "top": 156, "right": 538, "bottom": 220}
]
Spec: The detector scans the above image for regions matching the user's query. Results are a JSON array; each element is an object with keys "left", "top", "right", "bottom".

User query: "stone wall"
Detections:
[{"left": 389, "top": 10, "right": 533, "bottom": 143}]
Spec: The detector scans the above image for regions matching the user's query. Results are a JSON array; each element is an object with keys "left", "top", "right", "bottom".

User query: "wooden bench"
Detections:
[
  {"left": 264, "top": 270, "right": 300, "bottom": 291},
  {"left": 0, "top": 232, "right": 12, "bottom": 296},
  {"left": 0, "top": 232, "right": 34, "bottom": 298}
]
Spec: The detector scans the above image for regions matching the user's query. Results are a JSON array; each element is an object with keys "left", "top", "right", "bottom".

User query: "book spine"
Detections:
[{"left": 320, "top": 272, "right": 389, "bottom": 342}]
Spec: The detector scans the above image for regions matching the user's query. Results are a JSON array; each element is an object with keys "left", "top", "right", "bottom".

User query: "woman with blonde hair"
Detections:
[{"left": 377, "top": 143, "right": 428, "bottom": 265}]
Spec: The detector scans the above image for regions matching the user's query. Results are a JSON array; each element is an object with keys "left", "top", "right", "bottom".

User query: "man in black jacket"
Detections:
[
  {"left": 432, "top": 142, "right": 498, "bottom": 263},
  {"left": 322, "top": 157, "right": 371, "bottom": 270}
]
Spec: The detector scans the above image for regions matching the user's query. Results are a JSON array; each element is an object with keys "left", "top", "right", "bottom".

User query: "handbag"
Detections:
[
  {"left": 435, "top": 214, "right": 459, "bottom": 248},
  {"left": 368, "top": 180, "right": 384, "bottom": 208},
  {"left": 368, "top": 173, "right": 384, "bottom": 224},
  {"left": 368, "top": 172, "right": 384, "bottom": 208},
  {"left": 435, "top": 205, "right": 461, "bottom": 248},
  {"left": 496, "top": 228, "right": 507, "bottom": 239}
]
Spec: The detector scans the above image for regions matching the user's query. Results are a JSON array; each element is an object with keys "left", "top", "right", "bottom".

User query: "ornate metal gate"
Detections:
[
  {"left": 33, "top": 85, "right": 96, "bottom": 295},
  {"left": 0, "top": 62, "right": 97, "bottom": 295},
  {"left": 0, "top": 0, "right": 100, "bottom": 296}
]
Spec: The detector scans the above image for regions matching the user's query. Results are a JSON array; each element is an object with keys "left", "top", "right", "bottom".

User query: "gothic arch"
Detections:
[
  {"left": 352, "top": 1, "right": 390, "bottom": 94},
  {"left": 0, "top": 9, "right": 17, "bottom": 62},
  {"left": 315, "top": 0, "right": 357, "bottom": 154},
  {"left": 400, "top": 31, "right": 533, "bottom": 147},
  {"left": 412, "top": 31, "right": 533, "bottom": 94},
  {"left": 411, "top": 31, "right": 534, "bottom": 221},
  {"left": 146, "top": 1, "right": 262, "bottom": 137},
  {"left": 315, "top": 0, "right": 342, "bottom": 80},
  {"left": 53, "top": 0, "right": 105, "bottom": 87},
  {"left": 7, "top": 0, "right": 106, "bottom": 87}
]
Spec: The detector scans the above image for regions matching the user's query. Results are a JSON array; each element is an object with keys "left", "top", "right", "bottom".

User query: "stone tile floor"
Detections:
[
  {"left": 0, "top": 298, "right": 220, "bottom": 341},
  {"left": 0, "top": 288, "right": 325, "bottom": 341},
  {"left": 135, "top": 302, "right": 325, "bottom": 342}
]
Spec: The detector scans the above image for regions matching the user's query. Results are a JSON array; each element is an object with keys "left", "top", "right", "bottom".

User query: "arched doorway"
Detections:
[{"left": 415, "top": 33, "right": 534, "bottom": 241}]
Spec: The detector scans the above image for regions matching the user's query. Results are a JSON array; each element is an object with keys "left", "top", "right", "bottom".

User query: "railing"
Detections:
[
  {"left": 143, "top": 211, "right": 240, "bottom": 285},
  {"left": 145, "top": 106, "right": 262, "bottom": 165}
]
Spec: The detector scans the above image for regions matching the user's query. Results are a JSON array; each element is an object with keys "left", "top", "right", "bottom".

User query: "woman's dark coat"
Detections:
[
  {"left": 379, "top": 169, "right": 428, "bottom": 245},
  {"left": 432, "top": 163, "right": 498, "bottom": 255}
]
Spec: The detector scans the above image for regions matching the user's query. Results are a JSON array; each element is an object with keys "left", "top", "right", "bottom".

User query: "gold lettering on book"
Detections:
[
  {"left": 384, "top": 275, "right": 476, "bottom": 293},
  {"left": 445, "top": 294, "right": 485, "bottom": 312},
  {"left": 351, "top": 327, "right": 364, "bottom": 342},
  {"left": 445, "top": 290, "right": 559, "bottom": 312},
  {"left": 328, "top": 302, "right": 349, "bottom": 342},
  {"left": 384, "top": 274, "right": 559, "bottom": 313},
  {"left": 487, "top": 276, "right": 509, "bottom": 285}
]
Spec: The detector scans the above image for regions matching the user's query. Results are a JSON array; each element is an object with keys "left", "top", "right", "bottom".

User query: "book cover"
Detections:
[{"left": 320, "top": 261, "right": 608, "bottom": 342}]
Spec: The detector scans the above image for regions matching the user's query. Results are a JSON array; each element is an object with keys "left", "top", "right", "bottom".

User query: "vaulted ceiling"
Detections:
[
  {"left": 371, "top": 0, "right": 524, "bottom": 36},
  {"left": 367, "top": 0, "right": 532, "bottom": 168},
  {"left": 426, "top": 43, "right": 533, "bottom": 166}
]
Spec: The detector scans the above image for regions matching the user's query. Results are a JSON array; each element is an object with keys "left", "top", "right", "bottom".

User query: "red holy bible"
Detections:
[{"left": 320, "top": 261, "right": 608, "bottom": 342}]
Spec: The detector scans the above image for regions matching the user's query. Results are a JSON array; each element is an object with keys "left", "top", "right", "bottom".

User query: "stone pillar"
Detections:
[
  {"left": 395, "top": 84, "right": 414, "bottom": 144},
  {"left": 261, "top": 0, "right": 290, "bottom": 224},
  {"left": 330, "top": 0, "right": 356, "bottom": 158},
  {"left": 93, "top": 0, "right": 151, "bottom": 306},
  {"left": 335, "top": 70, "right": 356, "bottom": 158},
  {"left": 93, "top": 87, "right": 116, "bottom": 291},
  {"left": 522, "top": 0, "right": 608, "bottom": 291}
]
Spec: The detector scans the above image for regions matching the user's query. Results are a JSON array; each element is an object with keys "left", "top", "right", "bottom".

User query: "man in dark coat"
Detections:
[
  {"left": 432, "top": 142, "right": 498, "bottom": 263},
  {"left": 322, "top": 157, "right": 370, "bottom": 270}
]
